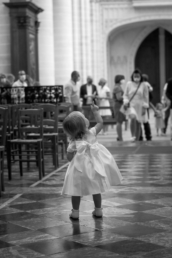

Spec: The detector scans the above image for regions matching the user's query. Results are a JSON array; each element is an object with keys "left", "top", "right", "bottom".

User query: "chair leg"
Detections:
[
  {"left": 1, "top": 152, "right": 5, "bottom": 192},
  {"left": 26, "top": 144, "right": 30, "bottom": 169},
  {"left": 37, "top": 142, "right": 42, "bottom": 180},
  {"left": 7, "top": 141, "right": 12, "bottom": 180},
  {"left": 53, "top": 136, "right": 58, "bottom": 169},
  {"left": 18, "top": 144, "right": 23, "bottom": 177},
  {"left": 41, "top": 142, "right": 45, "bottom": 177},
  {"left": 56, "top": 136, "right": 59, "bottom": 168}
]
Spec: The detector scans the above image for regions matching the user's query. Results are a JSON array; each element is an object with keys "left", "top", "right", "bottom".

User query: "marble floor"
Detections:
[{"left": 0, "top": 138, "right": 172, "bottom": 257}]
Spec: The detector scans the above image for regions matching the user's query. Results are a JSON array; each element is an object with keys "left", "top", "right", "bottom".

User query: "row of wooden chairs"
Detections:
[{"left": 0, "top": 103, "right": 70, "bottom": 196}]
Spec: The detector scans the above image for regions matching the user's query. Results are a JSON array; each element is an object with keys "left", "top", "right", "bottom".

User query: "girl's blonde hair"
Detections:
[{"left": 63, "top": 112, "right": 87, "bottom": 140}]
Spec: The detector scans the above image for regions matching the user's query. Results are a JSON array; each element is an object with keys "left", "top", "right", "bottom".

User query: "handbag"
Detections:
[{"left": 120, "top": 82, "right": 141, "bottom": 115}]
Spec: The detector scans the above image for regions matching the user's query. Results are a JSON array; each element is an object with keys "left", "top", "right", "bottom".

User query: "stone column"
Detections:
[
  {"left": 72, "top": 0, "right": 82, "bottom": 74},
  {"left": 53, "top": 0, "right": 74, "bottom": 85},
  {"left": 33, "top": 0, "right": 55, "bottom": 85},
  {"left": 0, "top": 0, "right": 11, "bottom": 74},
  {"left": 159, "top": 27, "right": 166, "bottom": 97}
]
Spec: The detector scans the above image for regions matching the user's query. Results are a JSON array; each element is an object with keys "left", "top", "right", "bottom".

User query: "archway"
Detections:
[{"left": 135, "top": 28, "right": 172, "bottom": 104}]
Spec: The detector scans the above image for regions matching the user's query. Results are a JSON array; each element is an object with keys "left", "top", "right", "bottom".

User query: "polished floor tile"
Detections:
[
  {"left": 22, "top": 238, "right": 86, "bottom": 256},
  {"left": 0, "top": 246, "right": 44, "bottom": 258},
  {"left": 0, "top": 222, "right": 29, "bottom": 236},
  {"left": 0, "top": 141, "right": 172, "bottom": 257},
  {"left": 39, "top": 223, "right": 97, "bottom": 238},
  {"left": 96, "top": 239, "right": 164, "bottom": 255}
]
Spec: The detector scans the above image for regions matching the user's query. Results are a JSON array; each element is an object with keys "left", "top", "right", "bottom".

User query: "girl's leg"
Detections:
[
  {"left": 92, "top": 194, "right": 102, "bottom": 218},
  {"left": 71, "top": 196, "right": 81, "bottom": 210},
  {"left": 93, "top": 194, "right": 101, "bottom": 208},
  {"left": 130, "top": 117, "right": 137, "bottom": 137},
  {"left": 70, "top": 196, "right": 81, "bottom": 219},
  {"left": 116, "top": 122, "right": 123, "bottom": 141}
]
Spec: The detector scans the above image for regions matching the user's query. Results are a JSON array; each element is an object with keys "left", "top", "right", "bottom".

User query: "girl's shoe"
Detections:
[
  {"left": 69, "top": 209, "right": 79, "bottom": 220},
  {"left": 92, "top": 207, "right": 103, "bottom": 218}
]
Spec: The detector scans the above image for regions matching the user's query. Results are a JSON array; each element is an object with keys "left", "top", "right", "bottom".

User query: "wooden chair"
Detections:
[
  {"left": 29, "top": 104, "right": 60, "bottom": 168},
  {"left": 0, "top": 107, "right": 8, "bottom": 196},
  {"left": 7, "top": 109, "right": 44, "bottom": 180},
  {"left": 58, "top": 104, "right": 71, "bottom": 152}
]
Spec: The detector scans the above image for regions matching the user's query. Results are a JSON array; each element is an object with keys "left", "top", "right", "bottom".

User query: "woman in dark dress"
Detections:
[{"left": 113, "top": 75, "right": 126, "bottom": 141}]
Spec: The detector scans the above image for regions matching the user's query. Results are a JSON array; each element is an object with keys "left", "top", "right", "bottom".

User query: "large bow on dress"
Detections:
[{"left": 73, "top": 141, "right": 107, "bottom": 179}]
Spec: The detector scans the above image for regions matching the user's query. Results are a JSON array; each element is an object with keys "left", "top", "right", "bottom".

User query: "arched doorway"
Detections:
[{"left": 135, "top": 28, "right": 172, "bottom": 104}]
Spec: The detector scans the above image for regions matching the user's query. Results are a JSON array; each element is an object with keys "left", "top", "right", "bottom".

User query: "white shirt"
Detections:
[
  {"left": 64, "top": 79, "right": 80, "bottom": 104},
  {"left": 13, "top": 80, "right": 28, "bottom": 87},
  {"left": 98, "top": 85, "right": 111, "bottom": 116}
]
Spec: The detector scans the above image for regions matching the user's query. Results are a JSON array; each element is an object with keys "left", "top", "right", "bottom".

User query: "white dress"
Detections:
[
  {"left": 98, "top": 85, "right": 112, "bottom": 117},
  {"left": 123, "top": 81, "right": 149, "bottom": 122},
  {"left": 61, "top": 127, "right": 123, "bottom": 196}
]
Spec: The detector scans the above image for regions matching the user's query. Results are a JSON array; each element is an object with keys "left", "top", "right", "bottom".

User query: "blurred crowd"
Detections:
[
  {"left": 0, "top": 70, "right": 40, "bottom": 88},
  {"left": 64, "top": 70, "right": 172, "bottom": 141}
]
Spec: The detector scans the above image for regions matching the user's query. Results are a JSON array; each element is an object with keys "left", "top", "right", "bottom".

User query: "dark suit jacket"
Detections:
[{"left": 80, "top": 84, "right": 98, "bottom": 106}]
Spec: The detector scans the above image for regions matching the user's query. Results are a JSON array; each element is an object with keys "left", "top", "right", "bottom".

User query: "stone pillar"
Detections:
[
  {"left": 4, "top": 0, "right": 43, "bottom": 81},
  {"left": 90, "top": 0, "right": 102, "bottom": 84},
  {"left": 0, "top": 0, "right": 11, "bottom": 74},
  {"left": 53, "top": 0, "right": 74, "bottom": 85},
  {"left": 33, "top": 0, "right": 55, "bottom": 85},
  {"left": 72, "top": 0, "right": 82, "bottom": 74},
  {"left": 159, "top": 28, "right": 166, "bottom": 96}
]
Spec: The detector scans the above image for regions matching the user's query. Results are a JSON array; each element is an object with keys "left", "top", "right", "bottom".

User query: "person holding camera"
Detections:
[{"left": 123, "top": 69, "right": 149, "bottom": 141}]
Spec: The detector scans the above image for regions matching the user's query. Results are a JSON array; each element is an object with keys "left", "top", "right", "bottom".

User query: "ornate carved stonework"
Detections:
[{"left": 17, "top": 16, "right": 31, "bottom": 27}]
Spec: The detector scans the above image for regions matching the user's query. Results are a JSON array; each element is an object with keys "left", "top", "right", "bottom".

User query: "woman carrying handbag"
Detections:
[{"left": 122, "top": 69, "right": 149, "bottom": 141}]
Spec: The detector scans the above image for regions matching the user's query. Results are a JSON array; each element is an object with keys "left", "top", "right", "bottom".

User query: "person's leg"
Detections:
[
  {"left": 135, "top": 121, "right": 141, "bottom": 141},
  {"left": 72, "top": 196, "right": 81, "bottom": 210},
  {"left": 170, "top": 109, "right": 172, "bottom": 139},
  {"left": 70, "top": 196, "right": 81, "bottom": 219},
  {"left": 116, "top": 122, "right": 123, "bottom": 141},
  {"left": 139, "top": 125, "right": 143, "bottom": 141},
  {"left": 144, "top": 122, "right": 152, "bottom": 140},
  {"left": 130, "top": 117, "right": 137, "bottom": 138},
  {"left": 92, "top": 194, "right": 102, "bottom": 218},
  {"left": 163, "top": 108, "right": 170, "bottom": 134}
]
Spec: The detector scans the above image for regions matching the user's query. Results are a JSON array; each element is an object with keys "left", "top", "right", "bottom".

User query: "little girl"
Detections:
[
  {"left": 155, "top": 103, "right": 165, "bottom": 136},
  {"left": 62, "top": 103, "right": 123, "bottom": 219}
]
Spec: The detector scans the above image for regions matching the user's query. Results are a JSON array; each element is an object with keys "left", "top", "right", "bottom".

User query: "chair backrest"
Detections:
[
  {"left": 58, "top": 104, "right": 70, "bottom": 122},
  {"left": 0, "top": 107, "right": 8, "bottom": 146},
  {"left": 36, "top": 104, "right": 58, "bottom": 133},
  {"left": 11, "top": 104, "right": 33, "bottom": 130},
  {"left": 18, "top": 109, "right": 43, "bottom": 139}
]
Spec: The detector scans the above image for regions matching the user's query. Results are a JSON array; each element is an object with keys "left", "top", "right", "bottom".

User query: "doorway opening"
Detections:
[{"left": 135, "top": 28, "right": 172, "bottom": 104}]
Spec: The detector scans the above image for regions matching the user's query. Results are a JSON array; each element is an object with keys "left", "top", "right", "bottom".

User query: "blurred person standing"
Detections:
[
  {"left": 161, "top": 82, "right": 171, "bottom": 135},
  {"left": 113, "top": 75, "right": 126, "bottom": 141},
  {"left": 64, "top": 71, "right": 81, "bottom": 111},
  {"left": 97, "top": 78, "right": 111, "bottom": 134},
  {"left": 13, "top": 71, "right": 28, "bottom": 87},
  {"left": 0, "top": 74, "right": 12, "bottom": 87},
  {"left": 139, "top": 74, "right": 152, "bottom": 141},
  {"left": 6, "top": 74, "right": 15, "bottom": 86},
  {"left": 165, "top": 78, "right": 172, "bottom": 140},
  {"left": 123, "top": 69, "right": 149, "bottom": 141}
]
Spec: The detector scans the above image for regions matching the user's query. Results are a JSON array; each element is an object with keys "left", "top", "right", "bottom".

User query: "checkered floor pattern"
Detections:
[{"left": 0, "top": 141, "right": 172, "bottom": 257}]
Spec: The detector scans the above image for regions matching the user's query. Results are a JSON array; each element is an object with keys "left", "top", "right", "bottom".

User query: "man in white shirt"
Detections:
[
  {"left": 13, "top": 71, "right": 28, "bottom": 87},
  {"left": 64, "top": 71, "right": 80, "bottom": 111}
]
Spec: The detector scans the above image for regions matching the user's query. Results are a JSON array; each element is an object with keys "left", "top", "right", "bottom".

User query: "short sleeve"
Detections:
[
  {"left": 105, "top": 85, "right": 110, "bottom": 93},
  {"left": 89, "top": 127, "right": 97, "bottom": 136},
  {"left": 67, "top": 140, "right": 76, "bottom": 153}
]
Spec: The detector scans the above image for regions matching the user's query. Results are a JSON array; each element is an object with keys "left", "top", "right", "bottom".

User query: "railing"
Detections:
[{"left": 0, "top": 86, "right": 64, "bottom": 104}]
